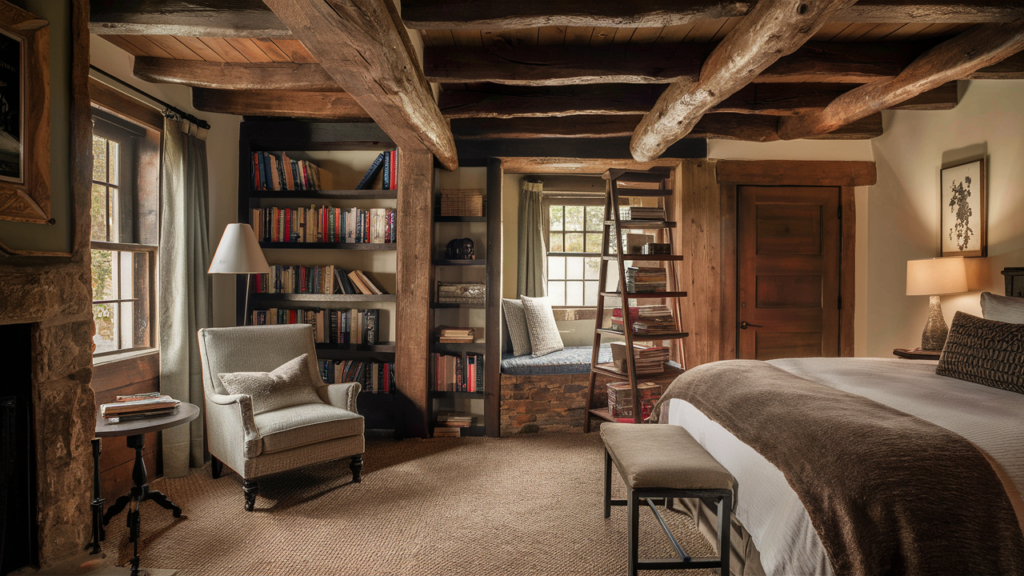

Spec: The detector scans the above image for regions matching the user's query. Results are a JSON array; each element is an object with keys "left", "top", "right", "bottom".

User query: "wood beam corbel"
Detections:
[
  {"left": 629, "top": 0, "right": 857, "bottom": 161},
  {"left": 192, "top": 88, "right": 369, "bottom": 119},
  {"left": 778, "top": 21, "right": 1024, "bottom": 140},
  {"left": 262, "top": 0, "right": 458, "bottom": 170}
]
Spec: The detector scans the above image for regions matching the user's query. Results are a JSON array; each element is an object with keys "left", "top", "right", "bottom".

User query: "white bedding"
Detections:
[{"left": 666, "top": 357, "right": 1024, "bottom": 576}]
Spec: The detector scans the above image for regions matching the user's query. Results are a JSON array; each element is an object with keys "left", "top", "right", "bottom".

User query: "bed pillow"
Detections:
[
  {"left": 521, "top": 295, "right": 565, "bottom": 358},
  {"left": 219, "top": 353, "right": 325, "bottom": 415},
  {"left": 936, "top": 312, "right": 1024, "bottom": 395},
  {"left": 980, "top": 292, "right": 1024, "bottom": 324},
  {"left": 501, "top": 298, "right": 532, "bottom": 357}
]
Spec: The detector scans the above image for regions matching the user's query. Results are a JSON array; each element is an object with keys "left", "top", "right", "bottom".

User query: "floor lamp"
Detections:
[{"left": 209, "top": 223, "right": 270, "bottom": 326}]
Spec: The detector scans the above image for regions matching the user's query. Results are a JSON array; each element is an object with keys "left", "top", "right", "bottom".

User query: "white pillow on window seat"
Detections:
[{"left": 521, "top": 295, "right": 564, "bottom": 358}]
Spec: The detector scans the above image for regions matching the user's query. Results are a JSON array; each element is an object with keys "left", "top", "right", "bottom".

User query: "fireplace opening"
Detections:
[{"left": 0, "top": 323, "right": 37, "bottom": 574}]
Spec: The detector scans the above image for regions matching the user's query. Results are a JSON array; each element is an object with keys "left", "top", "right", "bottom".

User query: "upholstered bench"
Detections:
[{"left": 600, "top": 423, "right": 734, "bottom": 576}]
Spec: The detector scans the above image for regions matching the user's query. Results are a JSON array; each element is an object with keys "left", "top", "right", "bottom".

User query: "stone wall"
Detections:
[{"left": 0, "top": 1, "right": 95, "bottom": 568}]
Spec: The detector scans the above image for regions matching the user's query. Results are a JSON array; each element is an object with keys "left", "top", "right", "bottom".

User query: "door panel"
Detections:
[{"left": 739, "top": 186, "right": 841, "bottom": 360}]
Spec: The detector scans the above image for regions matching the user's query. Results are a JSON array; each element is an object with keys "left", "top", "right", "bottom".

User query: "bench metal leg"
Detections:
[
  {"left": 604, "top": 449, "right": 612, "bottom": 518},
  {"left": 627, "top": 487, "right": 639, "bottom": 576},
  {"left": 718, "top": 493, "right": 732, "bottom": 576}
]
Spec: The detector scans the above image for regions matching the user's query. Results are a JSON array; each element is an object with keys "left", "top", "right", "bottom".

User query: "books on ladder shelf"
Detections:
[
  {"left": 625, "top": 266, "right": 667, "bottom": 293},
  {"left": 621, "top": 206, "right": 666, "bottom": 220},
  {"left": 438, "top": 327, "right": 475, "bottom": 343},
  {"left": 611, "top": 305, "right": 676, "bottom": 335},
  {"left": 435, "top": 413, "right": 473, "bottom": 437},
  {"left": 608, "top": 342, "right": 670, "bottom": 374},
  {"left": 101, "top": 393, "right": 180, "bottom": 421}
]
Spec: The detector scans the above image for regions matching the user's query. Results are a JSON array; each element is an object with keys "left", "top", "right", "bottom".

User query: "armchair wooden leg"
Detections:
[
  {"left": 349, "top": 455, "right": 363, "bottom": 483},
  {"left": 243, "top": 479, "right": 258, "bottom": 512},
  {"left": 211, "top": 456, "right": 223, "bottom": 479}
]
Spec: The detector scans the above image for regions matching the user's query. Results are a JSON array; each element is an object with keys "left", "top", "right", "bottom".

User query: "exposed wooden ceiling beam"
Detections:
[
  {"left": 192, "top": 88, "right": 369, "bottom": 119},
  {"left": 630, "top": 0, "right": 858, "bottom": 161},
  {"left": 402, "top": 1, "right": 1024, "bottom": 29},
  {"left": 263, "top": 0, "right": 458, "bottom": 170},
  {"left": 439, "top": 82, "right": 958, "bottom": 118},
  {"left": 450, "top": 113, "right": 883, "bottom": 141},
  {"left": 133, "top": 57, "right": 338, "bottom": 90},
  {"left": 779, "top": 21, "right": 1024, "bottom": 140},
  {"left": 90, "top": 0, "right": 292, "bottom": 38}
]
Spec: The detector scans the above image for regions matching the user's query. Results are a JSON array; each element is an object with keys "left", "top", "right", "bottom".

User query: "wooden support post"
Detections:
[{"left": 395, "top": 149, "right": 434, "bottom": 438}]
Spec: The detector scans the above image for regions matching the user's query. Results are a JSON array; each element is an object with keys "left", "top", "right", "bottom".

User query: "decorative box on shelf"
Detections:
[
  {"left": 439, "top": 189, "right": 484, "bottom": 217},
  {"left": 437, "top": 283, "right": 485, "bottom": 305},
  {"left": 607, "top": 381, "right": 662, "bottom": 420}
]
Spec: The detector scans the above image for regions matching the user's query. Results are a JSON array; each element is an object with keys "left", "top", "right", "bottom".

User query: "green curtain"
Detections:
[
  {"left": 159, "top": 117, "right": 212, "bottom": 478},
  {"left": 517, "top": 178, "right": 546, "bottom": 298}
]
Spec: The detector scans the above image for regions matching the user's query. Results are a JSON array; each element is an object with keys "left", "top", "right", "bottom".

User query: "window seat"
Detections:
[{"left": 500, "top": 344, "right": 612, "bottom": 376}]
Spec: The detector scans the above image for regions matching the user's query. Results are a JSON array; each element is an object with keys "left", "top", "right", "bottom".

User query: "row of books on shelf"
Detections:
[
  {"left": 355, "top": 150, "right": 399, "bottom": 190},
  {"left": 625, "top": 266, "right": 668, "bottom": 293},
  {"left": 251, "top": 151, "right": 322, "bottom": 191},
  {"left": 318, "top": 360, "right": 395, "bottom": 393},
  {"left": 100, "top": 392, "right": 180, "bottom": 421},
  {"left": 250, "top": 308, "right": 382, "bottom": 345},
  {"left": 434, "top": 413, "right": 473, "bottom": 437},
  {"left": 253, "top": 206, "right": 396, "bottom": 244},
  {"left": 611, "top": 305, "right": 677, "bottom": 335},
  {"left": 433, "top": 353, "right": 484, "bottom": 393},
  {"left": 252, "top": 265, "right": 386, "bottom": 296}
]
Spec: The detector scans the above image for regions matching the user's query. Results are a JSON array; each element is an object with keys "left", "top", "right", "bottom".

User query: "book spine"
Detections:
[{"left": 382, "top": 152, "right": 391, "bottom": 190}]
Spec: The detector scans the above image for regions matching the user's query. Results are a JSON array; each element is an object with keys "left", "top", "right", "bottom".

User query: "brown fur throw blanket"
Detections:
[{"left": 651, "top": 360, "right": 1024, "bottom": 576}]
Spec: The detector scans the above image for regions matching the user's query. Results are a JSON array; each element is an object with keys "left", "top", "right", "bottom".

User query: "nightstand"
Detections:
[{"left": 893, "top": 348, "right": 942, "bottom": 360}]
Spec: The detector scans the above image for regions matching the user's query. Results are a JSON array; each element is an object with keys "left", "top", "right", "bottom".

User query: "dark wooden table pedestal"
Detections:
[{"left": 95, "top": 403, "right": 200, "bottom": 576}]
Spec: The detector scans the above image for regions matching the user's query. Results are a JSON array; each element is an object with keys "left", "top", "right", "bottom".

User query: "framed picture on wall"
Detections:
[
  {"left": 0, "top": 2, "right": 48, "bottom": 224},
  {"left": 940, "top": 158, "right": 987, "bottom": 258}
]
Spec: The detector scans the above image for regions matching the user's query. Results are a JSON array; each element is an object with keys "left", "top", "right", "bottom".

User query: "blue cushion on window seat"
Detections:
[{"left": 500, "top": 344, "right": 612, "bottom": 376}]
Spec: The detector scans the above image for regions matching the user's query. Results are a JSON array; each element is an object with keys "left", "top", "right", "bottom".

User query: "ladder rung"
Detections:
[
  {"left": 597, "top": 329, "right": 690, "bottom": 340},
  {"left": 613, "top": 189, "right": 673, "bottom": 197},
  {"left": 602, "top": 254, "right": 684, "bottom": 261},
  {"left": 602, "top": 292, "right": 688, "bottom": 299},
  {"left": 606, "top": 220, "right": 676, "bottom": 229}
]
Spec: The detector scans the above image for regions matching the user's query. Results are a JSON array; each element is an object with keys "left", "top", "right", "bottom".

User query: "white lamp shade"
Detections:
[
  {"left": 906, "top": 257, "right": 968, "bottom": 296},
  {"left": 209, "top": 223, "right": 270, "bottom": 274}
]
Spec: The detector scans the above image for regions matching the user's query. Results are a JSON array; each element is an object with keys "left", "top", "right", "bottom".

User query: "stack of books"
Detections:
[
  {"left": 433, "top": 353, "right": 484, "bottom": 392},
  {"left": 621, "top": 206, "right": 666, "bottom": 220},
  {"left": 625, "top": 267, "right": 667, "bottom": 293},
  {"left": 609, "top": 342, "right": 670, "bottom": 374},
  {"left": 438, "top": 327, "right": 475, "bottom": 343},
  {"left": 611, "top": 305, "right": 677, "bottom": 335},
  {"left": 435, "top": 413, "right": 473, "bottom": 437},
  {"left": 642, "top": 242, "right": 671, "bottom": 255},
  {"left": 101, "top": 393, "right": 180, "bottom": 422},
  {"left": 607, "top": 382, "right": 662, "bottom": 420},
  {"left": 319, "top": 360, "right": 395, "bottom": 393},
  {"left": 251, "top": 308, "right": 381, "bottom": 345},
  {"left": 252, "top": 206, "right": 396, "bottom": 244}
]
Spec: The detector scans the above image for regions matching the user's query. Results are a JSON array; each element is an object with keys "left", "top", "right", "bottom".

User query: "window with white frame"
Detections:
[{"left": 544, "top": 197, "right": 606, "bottom": 307}]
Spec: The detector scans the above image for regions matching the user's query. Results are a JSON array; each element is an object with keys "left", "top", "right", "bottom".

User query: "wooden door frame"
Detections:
[{"left": 716, "top": 161, "right": 876, "bottom": 359}]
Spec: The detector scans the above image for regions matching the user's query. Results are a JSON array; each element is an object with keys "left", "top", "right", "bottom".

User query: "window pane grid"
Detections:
[{"left": 547, "top": 200, "right": 606, "bottom": 307}]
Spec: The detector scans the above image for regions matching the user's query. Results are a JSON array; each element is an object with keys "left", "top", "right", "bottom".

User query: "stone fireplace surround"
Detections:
[{"left": 0, "top": 2, "right": 95, "bottom": 569}]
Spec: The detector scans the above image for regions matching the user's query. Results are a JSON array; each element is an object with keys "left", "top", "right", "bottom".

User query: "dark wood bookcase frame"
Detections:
[
  {"left": 428, "top": 171, "right": 501, "bottom": 437},
  {"left": 237, "top": 120, "right": 404, "bottom": 433}
]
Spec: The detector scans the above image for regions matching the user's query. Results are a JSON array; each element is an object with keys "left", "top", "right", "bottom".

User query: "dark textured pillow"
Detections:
[
  {"left": 936, "top": 312, "right": 1024, "bottom": 395},
  {"left": 219, "top": 353, "right": 325, "bottom": 414}
]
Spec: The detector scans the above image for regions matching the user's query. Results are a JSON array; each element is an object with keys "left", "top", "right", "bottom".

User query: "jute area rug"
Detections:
[{"left": 104, "top": 432, "right": 715, "bottom": 575}]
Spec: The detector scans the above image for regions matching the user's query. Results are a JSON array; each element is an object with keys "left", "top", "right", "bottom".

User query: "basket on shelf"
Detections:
[
  {"left": 439, "top": 189, "right": 484, "bottom": 217},
  {"left": 437, "top": 283, "right": 485, "bottom": 304}
]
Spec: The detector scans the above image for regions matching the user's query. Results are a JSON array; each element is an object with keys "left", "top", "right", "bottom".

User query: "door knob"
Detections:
[{"left": 739, "top": 321, "right": 763, "bottom": 330}]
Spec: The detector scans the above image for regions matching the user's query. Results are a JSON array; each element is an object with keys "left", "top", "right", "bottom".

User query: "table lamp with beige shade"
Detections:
[
  {"left": 209, "top": 223, "right": 270, "bottom": 326},
  {"left": 906, "top": 256, "right": 968, "bottom": 350}
]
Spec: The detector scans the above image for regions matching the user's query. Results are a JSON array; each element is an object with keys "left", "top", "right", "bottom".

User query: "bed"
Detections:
[{"left": 662, "top": 357, "right": 1024, "bottom": 575}]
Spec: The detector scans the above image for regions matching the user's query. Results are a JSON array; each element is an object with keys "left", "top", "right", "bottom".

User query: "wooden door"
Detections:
[{"left": 738, "top": 186, "right": 841, "bottom": 360}]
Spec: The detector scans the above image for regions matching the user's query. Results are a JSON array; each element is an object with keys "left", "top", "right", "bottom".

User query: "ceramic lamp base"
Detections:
[{"left": 921, "top": 294, "right": 949, "bottom": 351}]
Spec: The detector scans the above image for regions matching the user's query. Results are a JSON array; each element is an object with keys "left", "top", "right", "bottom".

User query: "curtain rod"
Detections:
[{"left": 89, "top": 65, "right": 211, "bottom": 130}]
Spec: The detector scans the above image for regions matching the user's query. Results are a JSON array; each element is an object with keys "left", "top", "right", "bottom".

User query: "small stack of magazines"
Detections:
[{"left": 101, "top": 392, "right": 180, "bottom": 422}]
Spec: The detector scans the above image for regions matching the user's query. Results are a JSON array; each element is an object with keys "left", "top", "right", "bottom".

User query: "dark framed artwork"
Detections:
[
  {"left": 940, "top": 158, "right": 987, "bottom": 258},
  {"left": 0, "top": 2, "right": 48, "bottom": 224}
]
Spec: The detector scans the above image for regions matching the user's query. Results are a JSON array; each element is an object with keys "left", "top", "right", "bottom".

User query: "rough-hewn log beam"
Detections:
[
  {"left": 263, "top": 0, "right": 458, "bottom": 170},
  {"left": 450, "top": 112, "right": 883, "bottom": 141},
  {"left": 192, "top": 88, "right": 369, "bottom": 119},
  {"left": 779, "top": 22, "right": 1024, "bottom": 139},
  {"left": 403, "top": 0, "right": 1024, "bottom": 29},
  {"left": 439, "top": 82, "right": 958, "bottom": 118},
  {"left": 90, "top": 0, "right": 291, "bottom": 38},
  {"left": 133, "top": 57, "right": 337, "bottom": 91},
  {"left": 631, "top": 0, "right": 858, "bottom": 161}
]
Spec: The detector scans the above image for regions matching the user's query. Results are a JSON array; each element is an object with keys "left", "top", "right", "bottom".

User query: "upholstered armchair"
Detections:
[{"left": 197, "top": 324, "right": 364, "bottom": 511}]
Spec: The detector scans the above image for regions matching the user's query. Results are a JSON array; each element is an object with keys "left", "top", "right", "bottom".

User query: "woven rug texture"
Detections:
[{"left": 103, "top": 433, "right": 715, "bottom": 575}]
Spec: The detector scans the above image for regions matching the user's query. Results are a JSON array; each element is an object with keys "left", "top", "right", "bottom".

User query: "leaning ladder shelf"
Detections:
[{"left": 584, "top": 169, "right": 689, "bottom": 432}]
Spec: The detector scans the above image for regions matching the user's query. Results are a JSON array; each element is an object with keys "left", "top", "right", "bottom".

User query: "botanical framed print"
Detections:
[
  {"left": 0, "top": 2, "right": 48, "bottom": 224},
  {"left": 940, "top": 158, "right": 986, "bottom": 258}
]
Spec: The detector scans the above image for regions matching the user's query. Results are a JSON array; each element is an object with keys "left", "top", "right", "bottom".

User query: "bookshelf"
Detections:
[
  {"left": 237, "top": 120, "right": 404, "bottom": 434},
  {"left": 429, "top": 183, "right": 501, "bottom": 438}
]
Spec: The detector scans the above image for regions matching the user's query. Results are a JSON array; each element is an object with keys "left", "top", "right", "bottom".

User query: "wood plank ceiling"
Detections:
[{"left": 90, "top": 1, "right": 1024, "bottom": 161}]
